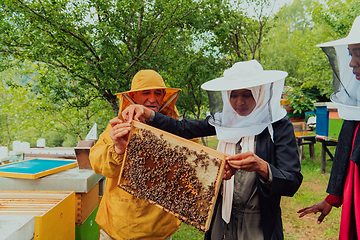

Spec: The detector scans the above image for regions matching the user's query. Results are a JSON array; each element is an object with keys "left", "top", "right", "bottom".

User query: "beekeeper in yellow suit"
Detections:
[{"left": 89, "top": 70, "right": 181, "bottom": 240}]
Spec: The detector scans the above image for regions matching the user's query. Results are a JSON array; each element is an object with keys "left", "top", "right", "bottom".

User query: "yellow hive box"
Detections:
[
  {"left": 118, "top": 121, "right": 227, "bottom": 232},
  {"left": 75, "top": 182, "right": 99, "bottom": 225},
  {"left": 0, "top": 190, "right": 75, "bottom": 240},
  {"left": 293, "top": 122, "right": 308, "bottom": 137}
]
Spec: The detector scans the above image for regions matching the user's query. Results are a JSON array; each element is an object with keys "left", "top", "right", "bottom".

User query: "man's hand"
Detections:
[
  {"left": 297, "top": 199, "right": 332, "bottom": 224},
  {"left": 226, "top": 152, "right": 269, "bottom": 181},
  {"left": 109, "top": 118, "right": 131, "bottom": 155},
  {"left": 122, "top": 104, "right": 152, "bottom": 123}
]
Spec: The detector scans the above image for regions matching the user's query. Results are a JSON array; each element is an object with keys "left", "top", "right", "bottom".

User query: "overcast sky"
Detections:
[
  {"left": 272, "top": 0, "right": 294, "bottom": 12},
  {"left": 241, "top": 0, "right": 295, "bottom": 16}
]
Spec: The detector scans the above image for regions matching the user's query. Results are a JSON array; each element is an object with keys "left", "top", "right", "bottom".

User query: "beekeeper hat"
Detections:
[
  {"left": 116, "top": 70, "right": 181, "bottom": 119},
  {"left": 201, "top": 60, "right": 287, "bottom": 91}
]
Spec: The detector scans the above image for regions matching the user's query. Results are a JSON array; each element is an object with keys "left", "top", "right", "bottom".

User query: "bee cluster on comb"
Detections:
[{"left": 118, "top": 121, "right": 226, "bottom": 231}]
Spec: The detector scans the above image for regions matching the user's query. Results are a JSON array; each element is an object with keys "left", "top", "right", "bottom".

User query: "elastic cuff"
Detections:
[
  {"left": 325, "top": 194, "right": 343, "bottom": 208},
  {"left": 108, "top": 142, "right": 125, "bottom": 165},
  {"left": 259, "top": 163, "right": 272, "bottom": 189},
  {"left": 149, "top": 110, "right": 155, "bottom": 122}
]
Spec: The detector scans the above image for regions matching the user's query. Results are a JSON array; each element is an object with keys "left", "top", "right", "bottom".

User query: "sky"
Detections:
[
  {"left": 271, "top": 0, "right": 295, "bottom": 13},
  {"left": 240, "top": 0, "right": 295, "bottom": 16}
]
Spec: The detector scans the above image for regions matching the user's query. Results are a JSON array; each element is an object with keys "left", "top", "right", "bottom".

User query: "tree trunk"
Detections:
[
  {"left": 105, "top": 95, "right": 119, "bottom": 117},
  {"left": 201, "top": 137, "right": 207, "bottom": 146}
]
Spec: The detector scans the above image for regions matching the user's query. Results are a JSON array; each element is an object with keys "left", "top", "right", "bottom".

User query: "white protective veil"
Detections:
[
  {"left": 201, "top": 60, "right": 288, "bottom": 223},
  {"left": 317, "top": 15, "right": 360, "bottom": 120},
  {"left": 201, "top": 60, "right": 288, "bottom": 143}
]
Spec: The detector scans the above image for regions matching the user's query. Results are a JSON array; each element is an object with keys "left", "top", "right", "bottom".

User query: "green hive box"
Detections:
[
  {"left": 328, "top": 119, "right": 344, "bottom": 139},
  {"left": 75, "top": 206, "right": 99, "bottom": 240}
]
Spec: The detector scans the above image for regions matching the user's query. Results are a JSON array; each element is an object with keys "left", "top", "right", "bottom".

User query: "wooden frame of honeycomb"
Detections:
[{"left": 118, "top": 121, "right": 226, "bottom": 232}]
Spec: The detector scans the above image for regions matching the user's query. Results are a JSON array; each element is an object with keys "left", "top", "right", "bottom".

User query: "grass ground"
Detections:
[{"left": 172, "top": 134, "right": 342, "bottom": 240}]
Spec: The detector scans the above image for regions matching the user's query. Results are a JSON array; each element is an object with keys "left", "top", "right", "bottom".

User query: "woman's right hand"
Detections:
[
  {"left": 297, "top": 199, "right": 332, "bottom": 224},
  {"left": 122, "top": 104, "right": 152, "bottom": 123},
  {"left": 223, "top": 161, "right": 236, "bottom": 180}
]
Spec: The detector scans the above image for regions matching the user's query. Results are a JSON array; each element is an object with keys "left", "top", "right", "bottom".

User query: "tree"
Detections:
[
  {"left": 261, "top": 0, "right": 360, "bottom": 102},
  {"left": 261, "top": 0, "right": 330, "bottom": 91},
  {"left": 0, "top": 0, "right": 202, "bottom": 116},
  {"left": 0, "top": 61, "right": 112, "bottom": 148},
  {"left": 167, "top": 50, "right": 227, "bottom": 119},
  {"left": 0, "top": 67, "right": 47, "bottom": 148},
  {"left": 310, "top": 0, "right": 360, "bottom": 40},
  {"left": 201, "top": 0, "right": 274, "bottom": 64}
]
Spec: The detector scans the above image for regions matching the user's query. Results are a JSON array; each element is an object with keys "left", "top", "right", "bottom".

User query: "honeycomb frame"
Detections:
[{"left": 118, "top": 121, "right": 226, "bottom": 231}]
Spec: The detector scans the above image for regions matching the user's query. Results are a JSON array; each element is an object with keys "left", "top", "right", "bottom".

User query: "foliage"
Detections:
[
  {"left": 261, "top": 0, "right": 360, "bottom": 100},
  {"left": 310, "top": 0, "right": 360, "bottom": 40},
  {"left": 41, "top": 131, "right": 66, "bottom": 147},
  {"left": 34, "top": 131, "right": 78, "bottom": 147},
  {"left": 0, "top": 0, "right": 274, "bottom": 120},
  {"left": 0, "top": 0, "right": 203, "bottom": 115},
  {"left": 0, "top": 62, "right": 112, "bottom": 148},
  {"left": 286, "top": 87, "right": 316, "bottom": 114},
  {"left": 0, "top": 66, "right": 49, "bottom": 148},
  {"left": 1, "top": 0, "right": 359, "bottom": 146},
  {"left": 0, "top": 0, "right": 269, "bottom": 146},
  {"left": 35, "top": 89, "right": 112, "bottom": 141},
  {"left": 202, "top": 0, "right": 273, "bottom": 63},
  {"left": 62, "top": 133, "right": 79, "bottom": 147},
  {"left": 262, "top": 0, "right": 332, "bottom": 98},
  {"left": 167, "top": 50, "right": 227, "bottom": 119}
]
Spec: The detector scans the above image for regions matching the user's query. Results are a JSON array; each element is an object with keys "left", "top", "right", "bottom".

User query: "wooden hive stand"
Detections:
[{"left": 296, "top": 135, "right": 316, "bottom": 162}]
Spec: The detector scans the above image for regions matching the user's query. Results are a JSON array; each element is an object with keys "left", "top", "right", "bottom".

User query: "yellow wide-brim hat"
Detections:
[
  {"left": 119, "top": 70, "right": 181, "bottom": 94},
  {"left": 116, "top": 70, "right": 181, "bottom": 119}
]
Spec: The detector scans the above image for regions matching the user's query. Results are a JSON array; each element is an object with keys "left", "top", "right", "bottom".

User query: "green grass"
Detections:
[
  {"left": 172, "top": 224, "right": 205, "bottom": 240},
  {"left": 201, "top": 136, "right": 219, "bottom": 150},
  {"left": 173, "top": 135, "right": 342, "bottom": 240},
  {"left": 281, "top": 140, "right": 341, "bottom": 240}
]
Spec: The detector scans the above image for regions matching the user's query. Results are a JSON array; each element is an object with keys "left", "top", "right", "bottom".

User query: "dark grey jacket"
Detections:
[
  {"left": 327, "top": 120, "right": 360, "bottom": 197},
  {"left": 149, "top": 113, "right": 303, "bottom": 240}
]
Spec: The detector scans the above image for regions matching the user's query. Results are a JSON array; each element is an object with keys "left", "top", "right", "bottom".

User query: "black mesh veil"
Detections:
[
  {"left": 321, "top": 47, "right": 350, "bottom": 97},
  {"left": 206, "top": 91, "right": 223, "bottom": 124},
  {"left": 321, "top": 47, "right": 342, "bottom": 94}
]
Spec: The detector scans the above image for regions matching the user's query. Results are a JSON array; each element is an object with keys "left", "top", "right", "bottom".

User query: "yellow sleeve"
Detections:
[{"left": 89, "top": 123, "right": 125, "bottom": 178}]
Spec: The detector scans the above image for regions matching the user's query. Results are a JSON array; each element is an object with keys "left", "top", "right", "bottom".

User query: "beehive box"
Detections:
[
  {"left": 75, "top": 182, "right": 99, "bottom": 225},
  {"left": 118, "top": 121, "right": 226, "bottom": 232},
  {"left": 75, "top": 206, "right": 99, "bottom": 240},
  {"left": 0, "top": 158, "right": 78, "bottom": 179},
  {"left": 0, "top": 190, "right": 75, "bottom": 240}
]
